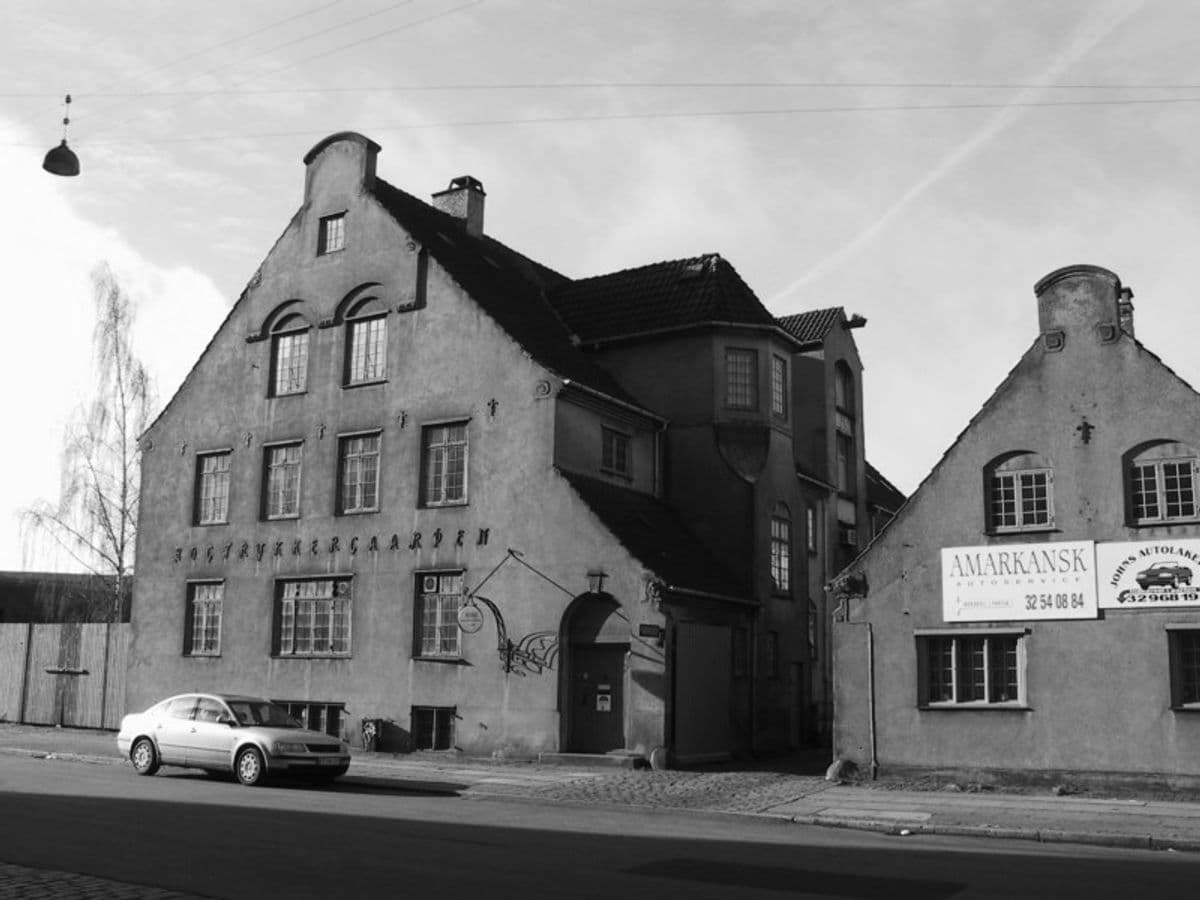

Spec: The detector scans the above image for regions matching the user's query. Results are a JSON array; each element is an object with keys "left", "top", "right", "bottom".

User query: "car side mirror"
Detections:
[{"left": 217, "top": 715, "right": 236, "bottom": 726}]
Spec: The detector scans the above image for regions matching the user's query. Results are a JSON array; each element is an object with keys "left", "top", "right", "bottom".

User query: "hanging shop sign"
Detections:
[
  {"left": 1096, "top": 539, "right": 1200, "bottom": 609},
  {"left": 456, "top": 603, "right": 485, "bottom": 634},
  {"left": 941, "top": 540, "right": 1098, "bottom": 622}
]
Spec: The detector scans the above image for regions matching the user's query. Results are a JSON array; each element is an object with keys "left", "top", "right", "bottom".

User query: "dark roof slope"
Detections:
[
  {"left": 865, "top": 462, "right": 906, "bottom": 512},
  {"left": 558, "top": 470, "right": 745, "bottom": 599},
  {"left": 777, "top": 307, "right": 844, "bottom": 346},
  {"left": 546, "top": 253, "right": 785, "bottom": 345},
  {"left": 370, "top": 178, "right": 639, "bottom": 406}
]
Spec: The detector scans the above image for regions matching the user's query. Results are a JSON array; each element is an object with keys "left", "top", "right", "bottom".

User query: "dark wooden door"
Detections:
[{"left": 568, "top": 643, "right": 626, "bottom": 753}]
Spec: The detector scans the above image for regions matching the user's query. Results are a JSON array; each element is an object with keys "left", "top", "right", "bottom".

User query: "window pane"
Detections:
[
  {"left": 348, "top": 317, "right": 387, "bottom": 383},
  {"left": 423, "top": 424, "right": 468, "bottom": 505},
  {"left": 1018, "top": 472, "right": 1049, "bottom": 526},
  {"left": 928, "top": 638, "right": 954, "bottom": 703},
  {"left": 1131, "top": 463, "right": 1159, "bottom": 521},
  {"left": 1180, "top": 632, "right": 1200, "bottom": 705},
  {"left": 277, "top": 579, "right": 350, "bottom": 657},
  {"left": 725, "top": 349, "right": 757, "bottom": 409},
  {"left": 419, "top": 574, "right": 462, "bottom": 656},
  {"left": 267, "top": 444, "right": 302, "bottom": 517},
  {"left": 988, "top": 637, "right": 1019, "bottom": 702},
  {"left": 771, "top": 355, "right": 787, "bottom": 417},
  {"left": 340, "top": 435, "right": 380, "bottom": 512},
  {"left": 1163, "top": 461, "right": 1196, "bottom": 519},
  {"left": 770, "top": 517, "right": 790, "bottom": 591},
  {"left": 957, "top": 636, "right": 987, "bottom": 701},
  {"left": 197, "top": 453, "right": 230, "bottom": 524},
  {"left": 991, "top": 473, "right": 1017, "bottom": 529},
  {"left": 273, "top": 331, "right": 308, "bottom": 395}
]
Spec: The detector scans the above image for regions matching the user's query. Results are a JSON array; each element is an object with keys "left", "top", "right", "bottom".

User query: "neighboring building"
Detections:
[
  {"left": 129, "top": 132, "right": 891, "bottom": 758},
  {"left": 0, "top": 571, "right": 129, "bottom": 623},
  {"left": 833, "top": 265, "right": 1200, "bottom": 787},
  {"left": 865, "top": 463, "right": 906, "bottom": 540}
]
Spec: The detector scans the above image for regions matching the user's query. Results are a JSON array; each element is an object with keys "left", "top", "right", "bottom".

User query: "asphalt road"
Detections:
[{"left": 2, "top": 754, "right": 1198, "bottom": 899}]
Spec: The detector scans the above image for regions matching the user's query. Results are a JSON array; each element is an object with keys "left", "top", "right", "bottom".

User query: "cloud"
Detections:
[{"left": 2, "top": 119, "right": 227, "bottom": 571}]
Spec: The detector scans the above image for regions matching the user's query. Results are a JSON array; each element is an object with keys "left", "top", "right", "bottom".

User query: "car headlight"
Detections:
[{"left": 274, "top": 741, "right": 308, "bottom": 755}]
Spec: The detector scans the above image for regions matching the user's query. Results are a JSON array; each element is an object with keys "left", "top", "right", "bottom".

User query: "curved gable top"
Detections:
[
  {"left": 303, "top": 131, "right": 382, "bottom": 165},
  {"left": 248, "top": 299, "right": 314, "bottom": 342},
  {"left": 333, "top": 282, "right": 386, "bottom": 324}
]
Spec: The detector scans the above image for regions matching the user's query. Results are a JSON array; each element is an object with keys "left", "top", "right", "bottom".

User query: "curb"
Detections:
[{"left": 790, "top": 814, "right": 1198, "bottom": 853}]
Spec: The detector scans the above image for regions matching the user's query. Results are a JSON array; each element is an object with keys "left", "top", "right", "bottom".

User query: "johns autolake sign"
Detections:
[{"left": 1096, "top": 539, "right": 1200, "bottom": 609}]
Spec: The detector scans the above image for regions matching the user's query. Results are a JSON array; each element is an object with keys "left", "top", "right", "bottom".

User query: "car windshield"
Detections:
[{"left": 226, "top": 699, "right": 301, "bottom": 728}]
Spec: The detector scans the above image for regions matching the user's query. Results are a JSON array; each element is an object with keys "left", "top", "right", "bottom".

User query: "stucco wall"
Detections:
[
  {"left": 837, "top": 270, "right": 1200, "bottom": 779},
  {"left": 130, "top": 137, "right": 669, "bottom": 757}
]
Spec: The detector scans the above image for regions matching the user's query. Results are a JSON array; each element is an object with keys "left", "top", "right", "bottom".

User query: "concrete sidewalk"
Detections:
[{"left": 4, "top": 723, "right": 1200, "bottom": 853}]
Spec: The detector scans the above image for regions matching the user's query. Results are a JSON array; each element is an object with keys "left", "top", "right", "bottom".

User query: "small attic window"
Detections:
[
  {"left": 318, "top": 213, "right": 346, "bottom": 255},
  {"left": 680, "top": 258, "right": 709, "bottom": 281}
]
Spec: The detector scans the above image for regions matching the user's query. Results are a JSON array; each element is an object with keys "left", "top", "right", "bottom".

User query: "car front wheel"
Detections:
[
  {"left": 235, "top": 746, "right": 266, "bottom": 786},
  {"left": 131, "top": 738, "right": 159, "bottom": 776}
]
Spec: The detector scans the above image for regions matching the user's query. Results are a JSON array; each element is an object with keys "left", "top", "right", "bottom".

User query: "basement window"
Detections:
[{"left": 412, "top": 706, "right": 456, "bottom": 750}]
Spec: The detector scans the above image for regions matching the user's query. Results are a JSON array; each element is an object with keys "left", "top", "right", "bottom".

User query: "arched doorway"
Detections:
[{"left": 560, "top": 592, "right": 628, "bottom": 753}]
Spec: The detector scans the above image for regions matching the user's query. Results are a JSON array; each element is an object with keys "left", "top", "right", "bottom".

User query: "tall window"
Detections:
[
  {"left": 346, "top": 315, "right": 387, "bottom": 385},
  {"left": 422, "top": 422, "right": 468, "bottom": 506},
  {"left": 1128, "top": 443, "right": 1198, "bottom": 524},
  {"left": 195, "top": 451, "right": 231, "bottom": 525},
  {"left": 417, "top": 572, "right": 463, "bottom": 658},
  {"left": 318, "top": 213, "right": 345, "bottom": 255},
  {"left": 338, "top": 433, "right": 380, "bottom": 514},
  {"left": 601, "top": 427, "right": 630, "bottom": 477},
  {"left": 806, "top": 504, "right": 818, "bottom": 554},
  {"left": 725, "top": 348, "right": 758, "bottom": 410},
  {"left": 770, "top": 503, "right": 792, "bottom": 593},
  {"left": 270, "top": 317, "right": 309, "bottom": 396},
  {"left": 275, "top": 578, "right": 351, "bottom": 657},
  {"left": 184, "top": 582, "right": 223, "bottom": 656},
  {"left": 1170, "top": 628, "right": 1200, "bottom": 707},
  {"left": 987, "top": 453, "right": 1053, "bottom": 532},
  {"left": 771, "top": 355, "right": 788, "bottom": 418},
  {"left": 264, "top": 443, "right": 302, "bottom": 519},
  {"left": 835, "top": 432, "right": 853, "bottom": 494},
  {"left": 919, "top": 632, "right": 1023, "bottom": 706},
  {"left": 834, "top": 361, "right": 854, "bottom": 413}
]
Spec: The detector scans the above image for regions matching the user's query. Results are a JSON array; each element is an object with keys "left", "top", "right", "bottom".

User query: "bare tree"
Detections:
[{"left": 22, "top": 263, "right": 154, "bottom": 621}]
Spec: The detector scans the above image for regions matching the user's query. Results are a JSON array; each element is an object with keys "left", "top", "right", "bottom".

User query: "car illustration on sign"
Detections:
[{"left": 1135, "top": 564, "right": 1193, "bottom": 590}]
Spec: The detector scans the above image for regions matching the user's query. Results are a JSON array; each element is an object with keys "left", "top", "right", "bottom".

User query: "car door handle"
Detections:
[{"left": 189, "top": 727, "right": 197, "bottom": 733}]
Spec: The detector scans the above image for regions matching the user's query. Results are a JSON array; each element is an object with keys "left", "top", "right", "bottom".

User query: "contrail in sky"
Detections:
[{"left": 769, "top": 1, "right": 1145, "bottom": 306}]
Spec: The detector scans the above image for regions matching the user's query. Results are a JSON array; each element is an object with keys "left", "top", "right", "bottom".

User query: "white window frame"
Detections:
[
  {"left": 770, "top": 512, "right": 791, "bottom": 593},
  {"left": 724, "top": 348, "right": 758, "bottom": 410},
  {"left": 422, "top": 422, "right": 468, "bottom": 507},
  {"left": 1131, "top": 457, "right": 1199, "bottom": 524},
  {"left": 264, "top": 442, "right": 303, "bottom": 519},
  {"left": 990, "top": 467, "right": 1053, "bottom": 532},
  {"left": 277, "top": 578, "right": 352, "bottom": 657},
  {"left": 771, "top": 354, "right": 788, "bottom": 419},
  {"left": 917, "top": 629, "right": 1027, "bottom": 708},
  {"left": 271, "top": 328, "right": 309, "bottom": 396},
  {"left": 187, "top": 582, "right": 223, "bottom": 657},
  {"left": 417, "top": 572, "right": 464, "bottom": 658},
  {"left": 346, "top": 315, "right": 387, "bottom": 385},
  {"left": 195, "top": 451, "right": 231, "bottom": 525},
  {"left": 318, "top": 213, "right": 345, "bottom": 255},
  {"left": 338, "top": 432, "right": 381, "bottom": 514}
]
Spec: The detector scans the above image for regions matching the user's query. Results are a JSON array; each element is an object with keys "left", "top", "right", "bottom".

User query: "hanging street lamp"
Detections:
[{"left": 43, "top": 93, "right": 80, "bottom": 177}]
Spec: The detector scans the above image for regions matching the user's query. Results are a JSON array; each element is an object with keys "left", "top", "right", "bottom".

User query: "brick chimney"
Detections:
[
  {"left": 1118, "top": 286, "right": 1135, "bottom": 337},
  {"left": 432, "top": 176, "right": 485, "bottom": 237},
  {"left": 1033, "top": 265, "right": 1127, "bottom": 348}
]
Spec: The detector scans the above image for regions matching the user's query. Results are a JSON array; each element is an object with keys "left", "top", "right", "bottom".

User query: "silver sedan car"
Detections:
[{"left": 117, "top": 693, "right": 351, "bottom": 786}]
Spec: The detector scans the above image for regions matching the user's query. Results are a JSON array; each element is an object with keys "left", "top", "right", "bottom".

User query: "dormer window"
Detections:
[
  {"left": 601, "top": 427, "right": 631, "bottom": 478},
  {"left": 318, "top": 213, "right": 345, "bottom": 255}
]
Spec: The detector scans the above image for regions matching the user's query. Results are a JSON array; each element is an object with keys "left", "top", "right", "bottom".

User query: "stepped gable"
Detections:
[{"left": 547, "top": 253, "right": 780, "bottom": 345}]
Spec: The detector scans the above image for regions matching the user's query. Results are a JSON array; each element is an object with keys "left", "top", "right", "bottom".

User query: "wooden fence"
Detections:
[{"left": 0, "top": 623, "right": 129, "bottom": 730}]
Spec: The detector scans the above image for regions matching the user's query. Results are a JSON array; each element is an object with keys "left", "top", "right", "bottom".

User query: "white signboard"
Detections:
[
  {"left": 1096, "top": 539, "right": 1200, "bottom": 609},
  {"left": 941, "top": 540, "right": 1098, "bottom": 622}
]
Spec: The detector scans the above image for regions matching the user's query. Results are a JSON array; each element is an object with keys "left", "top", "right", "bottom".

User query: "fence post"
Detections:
[
  {"left": 99, "top": 622, "right": 110, "bottom": 729},
  {"left": 18, "top": 622, "right": 32, "bottom": 724}
]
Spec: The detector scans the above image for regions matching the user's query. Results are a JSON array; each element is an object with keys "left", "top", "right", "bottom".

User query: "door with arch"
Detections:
[{"left": 562, "top": 592, "right": 628, "bottom": 754}]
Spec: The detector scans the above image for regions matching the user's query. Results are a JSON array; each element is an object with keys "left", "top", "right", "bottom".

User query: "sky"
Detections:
[{"left": 4, "top": 0, "right": 1200, "bottom": 572}]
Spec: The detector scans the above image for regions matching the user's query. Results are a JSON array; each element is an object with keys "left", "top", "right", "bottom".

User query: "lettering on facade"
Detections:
[{"left": 170, "top": 526, "right": 496, "bottom": 568}]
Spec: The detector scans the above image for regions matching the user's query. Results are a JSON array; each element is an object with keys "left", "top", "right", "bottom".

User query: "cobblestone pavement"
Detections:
[
  {"left": 471, "top": 768, "right": 833, "bottom": 813},
  {"left": 0, "top": 861, "right": 209, "bottom": 899}
]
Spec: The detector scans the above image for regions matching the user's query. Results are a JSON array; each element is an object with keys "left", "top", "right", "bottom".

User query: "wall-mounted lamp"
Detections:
[{"left": 586, "top": 570, "right": 607, "bottom": 595}]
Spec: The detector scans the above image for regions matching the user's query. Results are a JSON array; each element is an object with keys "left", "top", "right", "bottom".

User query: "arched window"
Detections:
[
  {"left": 770, "top": 502, "right": 792, "bottom": 594},
  {"left": 269, "top": 312, "right": 311, "bottom": 397},
  {"left": 833, "top": 362, "right": 856, "bottom": 495},
  {"left": 985, "top": 451, "right": 1053, "bottom": 533},
  {"left": 834, "top": 361, "right": 854, "bottom": 415},
  {"left": 343, "top": 297, "right": 388, "bottom": 386},
  {"left": 1125, "top": 441, "right": 1199, "bottom": 525}
]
